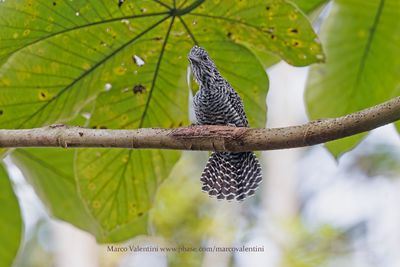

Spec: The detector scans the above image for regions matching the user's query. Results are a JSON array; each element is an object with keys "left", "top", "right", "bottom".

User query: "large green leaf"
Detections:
[
  {"left": 0, "top": 0, "right": 322, "bottom": 241},
  {"left": 11, "top": 148, "right": 149, "bottom": 242},
  {"left": 0, "top": 0, "right": 322, "bottom": 129},
  {"left": 187, "top": 0, "right": 324, "bottom": 67},
  {"left": 0, "top": 1, "right": 170, "bottom": 128},
  {"left": 76, "top": 148, "right": 178, "bottom": 239},
  {"left": 305, "top": 0, "right": 400, "bottom": 157},
  {"left": 0, "top": 164, "right": 22, "bottom": 267}
]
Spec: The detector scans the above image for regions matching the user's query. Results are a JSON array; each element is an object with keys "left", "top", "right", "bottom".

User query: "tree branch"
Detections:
[{"left": 1, "top": 97, "right": 399, "bottom": 152}]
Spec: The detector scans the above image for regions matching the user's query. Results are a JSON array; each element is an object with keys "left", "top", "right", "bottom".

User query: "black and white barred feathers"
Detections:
[{"left": 188, "top": 45, "right": 263, "bottom": 201}]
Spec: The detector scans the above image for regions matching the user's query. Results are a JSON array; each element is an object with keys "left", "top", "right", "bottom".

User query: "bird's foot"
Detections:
[{"left": 189, "top": 122, "right": 200, "bottom": 127}]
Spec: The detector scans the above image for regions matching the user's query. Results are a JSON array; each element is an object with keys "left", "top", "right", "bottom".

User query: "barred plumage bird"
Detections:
[{"left": 188, "top": 45, "right": 263, "bottom": 201}]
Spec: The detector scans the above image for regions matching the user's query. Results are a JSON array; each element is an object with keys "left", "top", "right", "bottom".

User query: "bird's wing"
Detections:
[{"left": 226, "top": 82, "right": 249, "bottom": 127}]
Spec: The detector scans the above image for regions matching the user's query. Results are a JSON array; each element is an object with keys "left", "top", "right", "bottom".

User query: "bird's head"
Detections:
[{"left": 188, "top": 45, "right": 219, "bottom": 85}]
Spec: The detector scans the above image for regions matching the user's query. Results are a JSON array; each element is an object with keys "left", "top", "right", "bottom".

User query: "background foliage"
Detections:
[{"left": 0, "top": 0, "right": 399, "bottom": 266}]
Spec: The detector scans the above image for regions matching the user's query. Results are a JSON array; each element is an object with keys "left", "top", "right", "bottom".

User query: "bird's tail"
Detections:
[{"left": 200, "top": 152, "right": 262, "bottom": 201}]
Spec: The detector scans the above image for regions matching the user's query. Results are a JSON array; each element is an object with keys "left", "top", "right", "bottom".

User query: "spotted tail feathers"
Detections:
[{"left": 200, "top": 152, "right": 262, "bottom": 201}]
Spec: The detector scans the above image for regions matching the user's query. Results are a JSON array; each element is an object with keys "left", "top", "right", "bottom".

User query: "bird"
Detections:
[{"left": 188, "top": 45, "right": 263, "bottom": 201}]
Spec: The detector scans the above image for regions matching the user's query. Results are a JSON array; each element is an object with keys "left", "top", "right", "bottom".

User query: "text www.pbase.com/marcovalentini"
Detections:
[{"left": 107, "top": 245, "right": 265, "bottom": 253}]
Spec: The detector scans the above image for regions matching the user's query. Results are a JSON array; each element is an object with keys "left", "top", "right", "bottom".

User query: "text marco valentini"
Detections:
[{"left": 107, "top": 245, "right": 265, "bottom": 253}]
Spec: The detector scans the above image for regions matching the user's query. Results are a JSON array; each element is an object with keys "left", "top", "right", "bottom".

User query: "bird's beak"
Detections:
[{"left": 188, "top": 55, "right": 200, "bottom": 63}]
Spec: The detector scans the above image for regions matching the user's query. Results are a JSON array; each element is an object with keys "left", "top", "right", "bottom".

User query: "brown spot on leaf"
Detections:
[
  {"left": 38, "top": 90, "right": 48, "bottom": 101},
  {"left": 290, "top": 28, "right": 298, "bottom": 34},
  {"left": 0, "top": 110, "right": 3, "bottom": 115},
  {"left": 133, "top": 84, "right": 146, "bottom": 94}
]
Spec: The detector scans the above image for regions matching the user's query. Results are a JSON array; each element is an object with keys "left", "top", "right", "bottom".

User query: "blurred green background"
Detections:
[{"left": 1, "top": 0, "right": 400, "bottom": 266}]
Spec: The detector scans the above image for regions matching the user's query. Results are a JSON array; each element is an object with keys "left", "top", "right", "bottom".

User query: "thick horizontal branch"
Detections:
[{"left": 1, "top": 97, "right": 400, "bottom": 152}]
